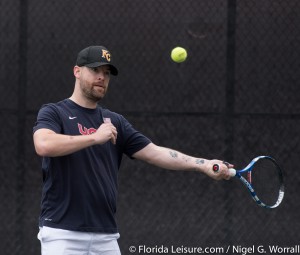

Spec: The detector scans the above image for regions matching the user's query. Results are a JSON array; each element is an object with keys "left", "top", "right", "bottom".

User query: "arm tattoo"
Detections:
[
  {"left": 196, "top": 158, "right": 205, "bottom": 165},
  {"left": 169, "top": 151, "right": 178, "bottom": 158}
]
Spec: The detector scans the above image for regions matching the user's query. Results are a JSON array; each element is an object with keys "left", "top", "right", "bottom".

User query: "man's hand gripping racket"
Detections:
[{"left": 213, "top": 156, "right": 285, "bottom": 209}]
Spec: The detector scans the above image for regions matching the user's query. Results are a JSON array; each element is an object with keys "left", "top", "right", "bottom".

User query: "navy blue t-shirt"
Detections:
[{"left": 33, "top": 99, "right": 151, "bottom": 233}]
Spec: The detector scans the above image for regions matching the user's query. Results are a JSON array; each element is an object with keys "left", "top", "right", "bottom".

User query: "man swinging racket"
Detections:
[{"left": 33, "top": 45, "right": 233, "bottom": 255}]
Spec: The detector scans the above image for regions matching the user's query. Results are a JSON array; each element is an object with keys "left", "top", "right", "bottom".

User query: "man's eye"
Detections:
[{"left": 89, "top": 67, "right": 110, "bottom": 76}]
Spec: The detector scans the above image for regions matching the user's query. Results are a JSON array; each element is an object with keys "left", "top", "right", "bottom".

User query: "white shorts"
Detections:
[{"left": 37, "top": 226, "right": 121, "bottom": 255}]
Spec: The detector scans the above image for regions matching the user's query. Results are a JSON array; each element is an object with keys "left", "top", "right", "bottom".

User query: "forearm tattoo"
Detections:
[
  {"left": 168, "top": 151, "right": 204, "bottom": 171},
  {"left": 169, "top": 151, "right": 178, "bottom": 158},
  {"left": 169, "top": 151, "right": 198, "bottom": 164},
  {"left": 196, "top": 158, "right": 205, "bottom": 165}
]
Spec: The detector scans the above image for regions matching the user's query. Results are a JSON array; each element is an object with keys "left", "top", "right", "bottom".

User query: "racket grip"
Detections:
[
  {"left": 212, "top": 164, "right": 220, "bottom": 172},
  {"left": 228, "top": 168, "right": 236, "bottom": 177}
]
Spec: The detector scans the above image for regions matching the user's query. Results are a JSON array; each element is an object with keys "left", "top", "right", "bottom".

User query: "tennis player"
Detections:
[{"left": 33, "top": 45, "right": 233, "bottom": 255}]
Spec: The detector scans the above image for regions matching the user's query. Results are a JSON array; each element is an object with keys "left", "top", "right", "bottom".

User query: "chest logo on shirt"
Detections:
[{"left": 78, "top": 123, "right": 96, "bottom": 135}]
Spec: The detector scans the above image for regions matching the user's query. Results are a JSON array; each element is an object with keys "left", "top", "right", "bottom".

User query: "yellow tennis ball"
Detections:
[{"left": 171, "top": 47, "right": 187, "bottom": 63}]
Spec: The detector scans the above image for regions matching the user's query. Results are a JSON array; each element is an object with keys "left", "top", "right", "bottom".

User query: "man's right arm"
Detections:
[{"left": 33, "top": 123, "right": 118, "bottom": 157}]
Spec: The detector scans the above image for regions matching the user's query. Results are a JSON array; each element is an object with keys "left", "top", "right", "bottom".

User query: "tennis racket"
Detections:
[{"left": 213, "top": 156, "right": 285, "bottom": 209}]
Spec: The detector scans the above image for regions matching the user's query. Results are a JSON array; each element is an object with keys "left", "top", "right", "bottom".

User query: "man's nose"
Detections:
[{"left": 97, "top": 71, "right": 105, "bottom": 80}]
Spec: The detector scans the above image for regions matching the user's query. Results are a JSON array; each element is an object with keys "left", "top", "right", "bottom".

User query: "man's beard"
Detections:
[{"left": 80, "top": 81, "right": 106, "bottom": 103}]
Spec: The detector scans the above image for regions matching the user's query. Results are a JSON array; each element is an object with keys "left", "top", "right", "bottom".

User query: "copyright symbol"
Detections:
[{"left": 129, "top": 246, "right": 136, "bottom": 253}]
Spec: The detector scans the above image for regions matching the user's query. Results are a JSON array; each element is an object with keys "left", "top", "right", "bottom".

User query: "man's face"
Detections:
[{"left": 78, "top": 65, "right": 111, "bottom": 102}]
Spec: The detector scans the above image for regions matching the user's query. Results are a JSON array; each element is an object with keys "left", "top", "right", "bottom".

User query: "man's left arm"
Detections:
[{"left": 132, "top": 143, "right": 233, "bottom": 181}]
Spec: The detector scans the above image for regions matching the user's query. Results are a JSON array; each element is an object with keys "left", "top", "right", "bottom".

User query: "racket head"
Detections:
[{"left": 236, "top": 156, "right": 284, "bottom": 209}]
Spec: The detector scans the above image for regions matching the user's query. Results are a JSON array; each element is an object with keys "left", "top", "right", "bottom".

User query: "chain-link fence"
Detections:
[{"left": 0, "top": 0, "right": 299, "bottom": 254}]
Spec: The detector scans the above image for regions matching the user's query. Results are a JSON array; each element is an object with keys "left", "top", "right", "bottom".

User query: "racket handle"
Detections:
[
  {"left": 212, "top": 164, "right": 220, "bottom": 172},
  {"left": 228, "top": 168, "right": 236, "bottom": 177},
  {"left": 212, "top": 164, "right": 236, "bottom": 177}
]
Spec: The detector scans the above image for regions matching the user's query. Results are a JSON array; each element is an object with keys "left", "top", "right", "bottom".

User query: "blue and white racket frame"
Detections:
[{"left": 216, "top": 156, "right": 285, "bottom": 209}]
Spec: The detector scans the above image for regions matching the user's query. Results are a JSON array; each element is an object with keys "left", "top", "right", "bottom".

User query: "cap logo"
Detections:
[{"left": 102, "top": 49, "right": 111, "bottom": 62}]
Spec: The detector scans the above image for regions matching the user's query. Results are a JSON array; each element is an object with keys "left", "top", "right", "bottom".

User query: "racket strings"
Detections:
[{"left": 251, "top": 158, "right": 283, "bottom": 207}]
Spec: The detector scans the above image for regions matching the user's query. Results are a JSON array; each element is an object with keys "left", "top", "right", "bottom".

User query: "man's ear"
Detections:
[{"left": 73, "top": 66, "right": 81, "bottom": 78}]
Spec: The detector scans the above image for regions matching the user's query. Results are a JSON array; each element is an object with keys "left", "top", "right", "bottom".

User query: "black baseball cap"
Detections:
[{"left": 76, "top": 46, "right": 118, "bottom": 76}]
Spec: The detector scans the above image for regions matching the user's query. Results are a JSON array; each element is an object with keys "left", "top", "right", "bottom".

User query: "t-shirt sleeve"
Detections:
[
  {"left": 33, "top": 104, "right": 62, "bottom": 134},
  {"left": 120, "top": 115, "right": 151, "bottom": 158}
]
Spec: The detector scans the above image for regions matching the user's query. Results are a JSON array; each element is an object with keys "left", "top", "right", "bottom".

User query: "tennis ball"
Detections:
[{"left": 171, "top": 47, "right": 187, "bottom": 63}]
